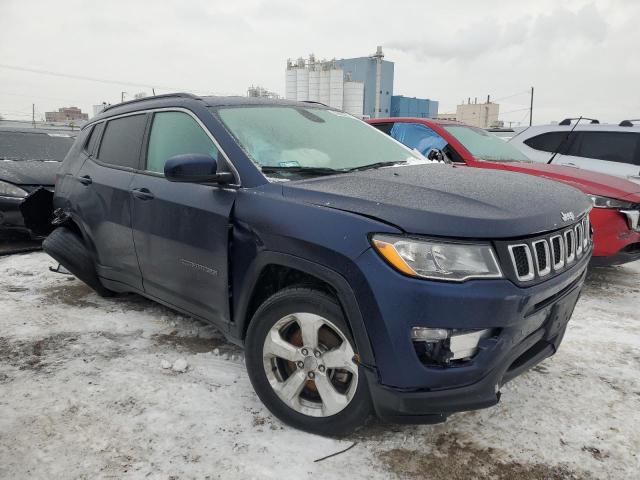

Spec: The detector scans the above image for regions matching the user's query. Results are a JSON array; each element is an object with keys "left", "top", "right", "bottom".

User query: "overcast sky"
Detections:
[{"left": 1, "top": 0, "right": 638, "bottom": 125}]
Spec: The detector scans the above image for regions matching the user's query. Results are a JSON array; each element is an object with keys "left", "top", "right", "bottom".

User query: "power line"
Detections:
[
  {"left": 492, "top": 90, "right": 530, "bottom": 103},
  {"left": 0, "top": 91, "right": 87, "bottom": 105},
  {"left": 0, "top": 63, "right": 237, "bottom": 96},
  {"left": 500, "top": 107, "right": 531, "bottom": 116}
]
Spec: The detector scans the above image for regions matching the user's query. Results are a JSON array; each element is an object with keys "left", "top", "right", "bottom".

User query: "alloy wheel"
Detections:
[{"left": 262, "top": 312, "right": 358, "bottom": 417}]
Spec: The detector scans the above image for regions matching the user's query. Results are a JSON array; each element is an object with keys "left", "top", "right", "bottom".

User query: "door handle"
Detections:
[
  {"left": 131, "top": 187, "right": 155, "bottom": 200},
  {"left": 78, "top": 175, "right": 92, "bottom": 185}
]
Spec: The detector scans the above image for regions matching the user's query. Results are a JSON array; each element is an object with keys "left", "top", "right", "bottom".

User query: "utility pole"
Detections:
[
  {"left": 529, "top": 86, "right": 534, "bottom": 126},
  {"left": 32, "top": 103, "right": 35, "bottom": 128}
]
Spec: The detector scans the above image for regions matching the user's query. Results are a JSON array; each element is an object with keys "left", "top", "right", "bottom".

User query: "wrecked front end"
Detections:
[{"left": 3, "top": 187, "right": 56, "bottom": 238}]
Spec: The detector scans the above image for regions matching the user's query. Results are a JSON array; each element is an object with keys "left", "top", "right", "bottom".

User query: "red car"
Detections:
[{"left": 369, "top": 118, "right": 640, "bottom": 265}]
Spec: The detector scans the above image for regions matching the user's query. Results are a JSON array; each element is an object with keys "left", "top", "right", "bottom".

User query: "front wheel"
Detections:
[{"left": 245, "top": 287, "right": 371, "bottom": 436}]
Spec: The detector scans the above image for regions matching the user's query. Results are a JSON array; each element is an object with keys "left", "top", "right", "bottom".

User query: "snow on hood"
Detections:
[{"left": 283, "top": 164, "right": 591, "bottom": 239}]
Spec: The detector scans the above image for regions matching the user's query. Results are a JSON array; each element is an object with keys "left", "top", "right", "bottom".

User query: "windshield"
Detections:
[
  {"left": 443, "top": 125, "right": 530, "bottom": 162},
  {"left": 216, "top": 106, "right": 423, "bottom": 177},
  {"left": 0, "top": 130, "right": 74, "bottom": 161}
]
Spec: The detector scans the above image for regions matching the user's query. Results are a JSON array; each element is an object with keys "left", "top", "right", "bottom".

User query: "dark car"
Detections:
[
  {"left": 41, "top": 94, "right": 592, "bottom": 436},
  {"left": 0, "top": 127, "right": 74, "bottom": 236}
]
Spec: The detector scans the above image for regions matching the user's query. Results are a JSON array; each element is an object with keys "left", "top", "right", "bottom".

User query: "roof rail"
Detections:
[
  {"left": 619, "top": 119, "right": 640, "bottom": 127},
  {"left": 102, "top": 92, "right": 199, "bottom": 113},
  {"left": 301, "top": 100, "right": 331, "bottom": 108},
  {"left": 558, "top": 117, "right": 599, "bottom": 126}
]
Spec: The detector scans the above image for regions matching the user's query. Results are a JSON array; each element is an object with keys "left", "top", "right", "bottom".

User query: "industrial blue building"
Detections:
[
  {"left": 334, "top": 47, "right": 394, "bottom": 118},
  {"left": 390, "top": 95, "right": 439, "bottom": 119}
]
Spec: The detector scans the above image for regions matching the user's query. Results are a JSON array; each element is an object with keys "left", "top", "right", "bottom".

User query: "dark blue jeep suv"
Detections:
[{"left": 42, "top": 93, "right": 592, "bottom": 436}]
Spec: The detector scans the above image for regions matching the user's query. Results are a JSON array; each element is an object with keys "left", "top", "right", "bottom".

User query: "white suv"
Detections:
[{"left": 509, "top": 119, "right": 640, "bottom": 185}]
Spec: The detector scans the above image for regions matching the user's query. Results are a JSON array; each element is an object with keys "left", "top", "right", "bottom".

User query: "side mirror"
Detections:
[
  {"left": 427, "top": 148, "right": 444, "bottom": 161},
  {"left": 164, "top": 153, "right": 234, "bottom": 184}
]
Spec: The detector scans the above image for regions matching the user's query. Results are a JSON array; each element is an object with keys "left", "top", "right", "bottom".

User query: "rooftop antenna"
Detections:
[{"left": 548, "top": 116, "right": 582, "bottom": 164}]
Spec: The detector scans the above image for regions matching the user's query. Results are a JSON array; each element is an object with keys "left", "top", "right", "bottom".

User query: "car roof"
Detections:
[
  {"left": 514, "top": 123, "right": 640, "bottom": 138},
  {"left": 368, "top": 117, "right": 463, "bottom": 126},
  {"left": 88, "top": 93, "right": 334, "bottom": 127}
]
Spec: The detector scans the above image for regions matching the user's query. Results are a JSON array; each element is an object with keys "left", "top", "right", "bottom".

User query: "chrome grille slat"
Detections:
[
  {"left": 532, "top": 239, "right": 551, "bottom": 276},
  {"left": 550, "top": 235, "right": 565, "bottom": 270},
  {"left": 565, "top": 229, "right": 576, "bottom": 263},
  {"left": 575, "top": 224, "right": 583, "bottom": 257},
  {"left": 508, "top": 244, "right": 535, "bottom": 282}
]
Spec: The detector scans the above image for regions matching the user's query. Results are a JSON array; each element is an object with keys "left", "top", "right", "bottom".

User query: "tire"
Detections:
[
  {"left": 42, "top": 227, "right": 114, "bottom": 297},
  {"left": 245, "top": 287, "right": 372, "bottom": 437}
]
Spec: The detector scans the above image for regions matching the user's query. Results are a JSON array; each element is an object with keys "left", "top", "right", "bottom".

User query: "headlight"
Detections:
[
  {"left": 0, "top": 180, "right": 28, "bottom": 198},
  {"left": 372, "top": 234, "right": 503, "bottom": 281},
  {"left": 588, "top": 194, "right": 634, "bottom": 209}
]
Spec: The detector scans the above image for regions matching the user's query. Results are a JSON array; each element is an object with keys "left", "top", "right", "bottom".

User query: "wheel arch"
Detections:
[{"left": 231, "top": 251, "right": 376, "bottom": 368}]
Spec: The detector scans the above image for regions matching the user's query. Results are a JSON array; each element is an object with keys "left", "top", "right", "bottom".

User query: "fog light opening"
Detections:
[{"left": 411, "top": 327, "right": 496, "bottom": 366}]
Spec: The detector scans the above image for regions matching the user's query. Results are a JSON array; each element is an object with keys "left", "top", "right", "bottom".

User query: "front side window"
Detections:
[
  {"left": 443, "top": 125, "right": 530, "bottom": 162},
  {"left": 389, "top": 123, "right": 447, "bottom": 157},
  {"left": 98, "top": 114, "right": 147, "bottom": 169},
  {"left": 146, "top": 111, "right": 219, "bottom": 174},
  {"left": 568, "top": 131, "right": 640, "bottom": 165},
  {"left": 216, "top": 106, "right": 421, "bottom": 176}
]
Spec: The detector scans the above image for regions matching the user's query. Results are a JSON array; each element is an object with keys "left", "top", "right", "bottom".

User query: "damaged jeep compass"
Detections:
[{"left": 41, "top": 94, "right": 592, "bottom": 436}]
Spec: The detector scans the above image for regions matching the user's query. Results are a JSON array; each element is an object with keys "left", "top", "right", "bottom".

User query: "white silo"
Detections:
[
  {"left": 296, "top": 68, "right": 309, "bottom": 101},
  {"left": 329, "top": 69, "right": 344, "bottom": 110},
  {"left": 343, "top": 81, "right": 364, "bottom": 117},
  {"left": 319, "top": 69, "right": 331, "bottom": 105},
  {"left": 308, "top": 68, "right": 320, "bottom": 102},
  {"left": 285, "top": 67, "right": 297, "bottom": 101}
]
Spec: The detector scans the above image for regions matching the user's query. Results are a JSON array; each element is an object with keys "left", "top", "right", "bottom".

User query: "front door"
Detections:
[{"left": 130, "top": 110, "right": 236, "bottom": 325}]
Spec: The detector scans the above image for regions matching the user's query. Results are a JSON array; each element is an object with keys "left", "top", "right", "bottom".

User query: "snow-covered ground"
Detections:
[{"left": 0, "top": 252, "right": 638, "bottom": 479}]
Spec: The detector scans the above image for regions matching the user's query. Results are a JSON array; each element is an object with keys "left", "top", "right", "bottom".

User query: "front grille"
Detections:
[{"left": 503, "top": 215, "right": 591, "bottom": 283}]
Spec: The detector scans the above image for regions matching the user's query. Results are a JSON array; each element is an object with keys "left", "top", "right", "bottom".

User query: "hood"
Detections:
[
  {"left": 282, "top": 164, "right": 591, "bottom": 239},
  {"left": 493, "top": 161, "right": 640, "bottom": 201},
  {"left": 0, "top": 160, "right": 60, "bottom": 186}
]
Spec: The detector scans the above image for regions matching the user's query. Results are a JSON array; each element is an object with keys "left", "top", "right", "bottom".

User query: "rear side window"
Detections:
[
  {"left": 85, "top": 123, "right": 103, "bottom": 156},
  {"left": 146, "top": 111, "right": 218, "bottom": 174},
  {"left": 97, "top": 114, "right": 147, "bottom": 169},
  {"left": 524, "top": 132, "right": 571, "bottom": 153},
  {"left": 568, "top": 131, "right": 640, "bottom": 165}
]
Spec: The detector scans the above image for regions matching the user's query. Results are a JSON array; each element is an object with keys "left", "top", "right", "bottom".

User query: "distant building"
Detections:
[
  {"left": 285, "top": 55, "right": 365, "bottom": 117},
  {"left": 334, "top": 47, "right": 394, "bottom": 118},
  {"left": 92, "top": 103, "right": 109, "bottom": 118},
  {"left": 247, "top": 85, "right": 280, "bottom": 99},
  {"left": 391, "top": 95, "right": 438, "bottom": 118},
  {"left": 455, "top": 98, "right": 499, "bottom": 128},
  {"left": 285, "top": 47, "right": 439, "bottom": 119},
  {"left": 45, "top": 106, "right": 88, "bottom": 123},
  {"left": 437, "top": 113, "right": 457, "bottom": 121}
]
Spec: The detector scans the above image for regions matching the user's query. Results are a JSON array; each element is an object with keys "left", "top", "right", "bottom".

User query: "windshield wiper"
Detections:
[
  {"left": 261, "top": 166, "right": 345, "bottom": 176},
  {"left": 346, "top": 160, "right": 408, "bottom": 172}
]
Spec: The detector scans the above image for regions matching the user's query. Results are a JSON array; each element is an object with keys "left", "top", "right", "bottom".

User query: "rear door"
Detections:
[
  {"left": 559, "top": 131, "right": 640, "bottom": 180},
  {"left": 73, "top": 113, "right": 147, "bottom": 290},
  {"left": 129, "top": 109, "right": 236, "bottom": 325}
]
